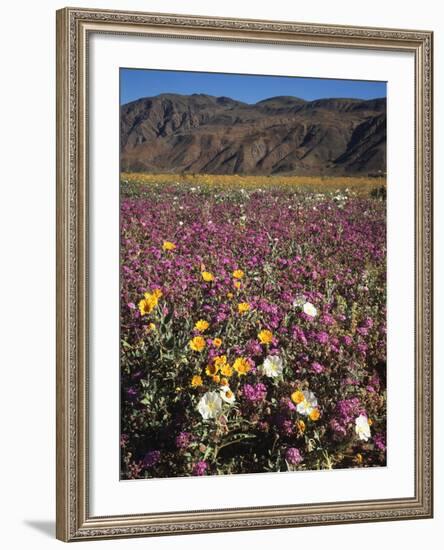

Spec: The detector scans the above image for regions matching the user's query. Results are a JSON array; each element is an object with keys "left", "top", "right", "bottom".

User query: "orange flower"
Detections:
[
  {"left": 291, "top": 390, "right": 305, "bottom": 405},
  {"left": 191, "top": 375, "right": 203, "bottom": 387},
  {"left": 309, "top": 408, "right": 320, "bottom": 421},
  {"left": 212, "top": 338, "right": 222, "bottom": 348},
  {"left": 296, "top": 419, "right": 306, "bottom": 434}
]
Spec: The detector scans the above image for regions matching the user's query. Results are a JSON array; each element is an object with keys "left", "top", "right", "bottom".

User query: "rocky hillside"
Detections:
[{"left": 120, "top": 93, "right": 386, "bottom": 176}]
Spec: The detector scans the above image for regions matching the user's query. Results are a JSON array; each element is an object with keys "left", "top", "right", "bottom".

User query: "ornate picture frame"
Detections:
[{"left": 56, "top": 7, "right": 433, "bottom": 542}]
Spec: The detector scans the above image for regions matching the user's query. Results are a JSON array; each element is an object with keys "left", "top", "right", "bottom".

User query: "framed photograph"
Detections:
[{"left": 56, "top": 7, "right": 433, "bottom": 542}]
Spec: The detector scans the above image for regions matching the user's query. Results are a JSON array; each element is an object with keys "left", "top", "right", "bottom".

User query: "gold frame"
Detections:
[{"left": 56, "top": 7, "right": 433, "bottom": 542}]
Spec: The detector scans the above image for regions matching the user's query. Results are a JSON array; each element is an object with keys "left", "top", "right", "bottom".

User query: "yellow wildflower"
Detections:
[
  {"left": 291, "top": 390, "right": 305, "bottom": 405},
  {"left": 213, "top": 355, "right": 228, "bottom": 368},
  {"left": 234, "top": 281, "right": 242, "bottom": 289},
  {"left": 191, "top": 375, "right": 203, "bottom": 388},
  {"left": 258, "top": 329, "right": 273, "bottom": 344},
  {"left": 189, "top": 336, "right": 206, "bottom": 352},
  {"left": 201, "top": 271, "right": 214, "bottom": 282},
  {"left": 139, "top": 295, "right": 149, "bottom": 307},
  {"left": 220, "top": 377, "right": 229, "bottom": 386},
  {"left": 194, "top": 319, "right": 210, "bottom": 332},
  {"left": 355, "top": 453, "right": 363, "bottom": 465},
  {"left": 205, "top": 363, "right": 219, "bottom": 376},
  {"left": 212, "top": 337, "right": 222, "bottom": 348},
  {"left": 233, "top": 269, "right": 245, "bottom": 279},
  {"left": 309, "top": 408, "right": 320, "bottom": 421},
  {"left": 233, "top": 357, "right": 251, "bottom": 376},
  {"left": 212, "top": 374, "right": 221, "bottom": 384},
  {"left": 162, "top": 241, "right": 176, "bottom": 251},
  {"left": 296, "top": 419, "right": 306, "bottom": 433},
  {"left": 138, "top": 288, "right": 162, "bottom": 316},
  {"left": 145, "top": 322, "right": 156, "bottom": 332},
  {"left": 227, "top": 292, "right": 234, "bottom": 299},
  {"left": 238, "top": 302, "right": 251, "bottom": 314},
  {"left": 220, "top": 363, "right": 233, "bottom": 377}
]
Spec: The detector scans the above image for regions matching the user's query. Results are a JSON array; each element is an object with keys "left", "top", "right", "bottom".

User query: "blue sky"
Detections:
[{"left": 120, "top": 68, "right": 386, "bottom": 105}]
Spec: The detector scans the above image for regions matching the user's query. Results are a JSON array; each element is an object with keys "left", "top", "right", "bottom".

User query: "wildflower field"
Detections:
[{"left": 120, "top": 174, "right": 387, "bottom": 479}]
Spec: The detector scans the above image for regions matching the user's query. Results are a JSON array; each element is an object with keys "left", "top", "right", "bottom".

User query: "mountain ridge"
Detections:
[{"left": 120, "top": 93, "right": 386, "bottom": 176}]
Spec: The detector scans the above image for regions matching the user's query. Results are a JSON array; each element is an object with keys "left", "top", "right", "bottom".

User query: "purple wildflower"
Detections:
[
  {"left": 342, "top": 335, "right": 353, "bottom": 346},
  {"left": 242, "top": 383, "right": 267, "bottom": 403},
  {"left": 316, "top": 331, "right": 329, "bottom": 345},
  {"left": 192, "top": 460, "right": 208, "bottom": 476},
  {"left": 292, "top": 325, "right": 307, "bottom": 345},
  {"left": 285, "top": 447, "right": 303, "bottom": 465},
  {"left": 374, "top": 433, "right": 386, "bottom": 451},
  {"left": 311, "top": 362, "right": 325, "bottom": 374},
  {"left": 142, "top": 450, "right": 161, "bottom": 468},
  {"left": 175, "top": 431, "right": 192, "bottom": 450},
  {"left": 362, "top": 317, "right": 374, "bottom": 328},
  {"left": 280, "top": 397, "right": 296, "bottom": 412},
  {"left": 126, "top": 386, "right": 138, "bottom": 400},
  {"left": 246, "top": 339, "right": 264, "bottom": 356}
]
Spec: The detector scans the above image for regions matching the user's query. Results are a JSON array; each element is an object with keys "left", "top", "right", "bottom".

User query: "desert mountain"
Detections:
[{"left": 120, "top": 93, "right": 386, "bottom": 176}]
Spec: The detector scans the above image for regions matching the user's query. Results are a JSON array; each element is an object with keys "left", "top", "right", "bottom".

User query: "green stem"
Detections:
[{"left": 213, "top": 434, "right": 257, "bottom": 460}]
